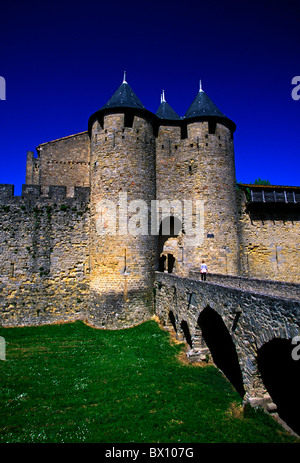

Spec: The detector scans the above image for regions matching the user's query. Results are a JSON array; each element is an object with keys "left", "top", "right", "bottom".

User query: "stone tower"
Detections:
[
  {"left": 88, "top": 74, "right": 157, "bottom": 328},
  {"left": 155, "top": 82, "right": 239, "bottom": 276}
]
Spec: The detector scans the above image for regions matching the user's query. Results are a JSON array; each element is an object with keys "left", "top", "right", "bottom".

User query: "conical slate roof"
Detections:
[
  {"left": 100, "top": 74, "right": 145, "bottom": 110},
  {"left": 156, "top": 91, "right": 181, "bottom": 120},
  {"left": 184, "top": 83, "right": 226, "bottom": 119},
  {"left": 88, "top": 76, "right": 236, "bottom": 135}
]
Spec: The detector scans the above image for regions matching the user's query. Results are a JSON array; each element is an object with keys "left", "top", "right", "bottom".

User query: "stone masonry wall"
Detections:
[
  {"left": 237, "top": 190, "right": 300, "bottom": 283},
  {"left": 155, "top": 271, "right": 300, "bottom": 400},
  {"left": 0, "top": 185, "right": 90, "bottom": 326},
  {"left": 26, "top": 132, "right": 90, "bottom": 194},
  {"left": 88, "top": 113, "right": 157, "bottom": 328},
  {"left": 156, "top": 120, "right": 240, "bottom": 277}
]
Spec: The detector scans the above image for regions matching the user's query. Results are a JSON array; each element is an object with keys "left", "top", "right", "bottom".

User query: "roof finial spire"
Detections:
[
  {"left": 123, "top": 70, "right": 127, "bottom": 84},
  {"left": 161, "top": 89, "right": 166, "bottom": 103},
  {"left": 199, "top": 79, "right": 203, "bottom": 92}
]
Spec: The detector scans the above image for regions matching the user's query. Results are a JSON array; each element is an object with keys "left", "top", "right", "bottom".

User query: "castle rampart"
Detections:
[{"left": 0, "top": 185, "right": 90, "bottom": 326}]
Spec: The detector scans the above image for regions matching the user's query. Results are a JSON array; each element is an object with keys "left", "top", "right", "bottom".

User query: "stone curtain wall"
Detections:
[
  {"left": 237, "top": 190, "right": 300, "bottom": 284},
  {"left": 154, "top": 272, "right": 300, "bottom": 401},
  {"left": 0, "top": 186, "right": 90, "bottom": 326}
]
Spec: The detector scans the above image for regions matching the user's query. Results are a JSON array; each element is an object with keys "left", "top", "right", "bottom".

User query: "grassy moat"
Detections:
[{"left": 0, "top": 319, "right": 298, "bottom": 443}]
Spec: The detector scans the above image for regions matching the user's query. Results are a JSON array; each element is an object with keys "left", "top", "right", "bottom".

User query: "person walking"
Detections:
[{"left": 200, "top": 260, "right": 208, "bottom": 281}]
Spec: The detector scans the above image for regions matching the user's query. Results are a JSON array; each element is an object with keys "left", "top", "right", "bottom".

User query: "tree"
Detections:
[{"left": 254, "top": 178, "right": 271, "bottom": 185}]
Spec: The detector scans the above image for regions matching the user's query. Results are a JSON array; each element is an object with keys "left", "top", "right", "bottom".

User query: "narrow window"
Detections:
[
  {"left": 124, "top": 113, "right": 134, "bottom": 128},
  {"left": 181, "top": 124, "right": 187, "bottom": 139},
  {"left": 123, "top": 249, "right": 127, "bottom": 273},
  {"left": 188, "top": 162, "right": 197, "bottom": 174},
  {"left": 208, "top": 121, "right": 216, "bottom": 134}
]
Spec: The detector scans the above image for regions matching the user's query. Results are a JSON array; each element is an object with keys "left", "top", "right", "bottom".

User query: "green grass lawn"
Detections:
[{"left": 0, "top": 319, "right": 298, "bottom": 443}]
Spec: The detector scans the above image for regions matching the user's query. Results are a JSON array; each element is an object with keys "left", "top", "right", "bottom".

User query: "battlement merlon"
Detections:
[
  {"left": 0, "top": 184, "right": 90, "bottom": 203},
  {"left": 0, "top": 184, "right": 14, "bottom": 199}
]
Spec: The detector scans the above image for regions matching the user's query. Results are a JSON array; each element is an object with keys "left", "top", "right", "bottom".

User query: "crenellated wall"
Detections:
[{"left": 0, "top": 185, "right": 90, "bottom": 326}]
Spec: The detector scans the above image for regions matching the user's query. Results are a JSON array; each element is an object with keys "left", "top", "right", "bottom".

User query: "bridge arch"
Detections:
[
  {"left": 155, "top": 271, "right": 300, "bottom": 428},
  {"left": 257, "top": 337, "right": 300, "bottom": 435},
  {"left": 197, "top": 305, "right": 245, "bottom": 397}
]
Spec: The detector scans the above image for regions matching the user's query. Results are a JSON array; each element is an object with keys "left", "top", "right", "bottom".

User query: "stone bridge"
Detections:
[{"left": 154, "top": 271, "right": 300, "bottom": 434}]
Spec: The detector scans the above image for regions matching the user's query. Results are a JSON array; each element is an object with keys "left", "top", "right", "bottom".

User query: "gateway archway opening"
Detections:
[{"left": 158, "top": 216, "right": 182, "bottom": 274}]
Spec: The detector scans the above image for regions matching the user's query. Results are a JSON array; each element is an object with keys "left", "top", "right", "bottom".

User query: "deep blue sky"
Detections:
[{"left": 0, "top": 0, "right": 299, "bottom": 195}]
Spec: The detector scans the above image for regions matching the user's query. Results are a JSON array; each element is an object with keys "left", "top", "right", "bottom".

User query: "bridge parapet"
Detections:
[{"left": 190, "top": 271, "right": 300, "bottom": 301}]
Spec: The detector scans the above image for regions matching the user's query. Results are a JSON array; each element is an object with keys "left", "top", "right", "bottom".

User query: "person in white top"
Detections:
[{"left": 200, "top": 260, "right": 208, "bottom": 281}]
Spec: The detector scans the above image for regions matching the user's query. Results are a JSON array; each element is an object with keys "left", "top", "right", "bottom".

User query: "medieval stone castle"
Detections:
[{"left": 0, "top": 74, "right": 299, "bottom": 329}]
